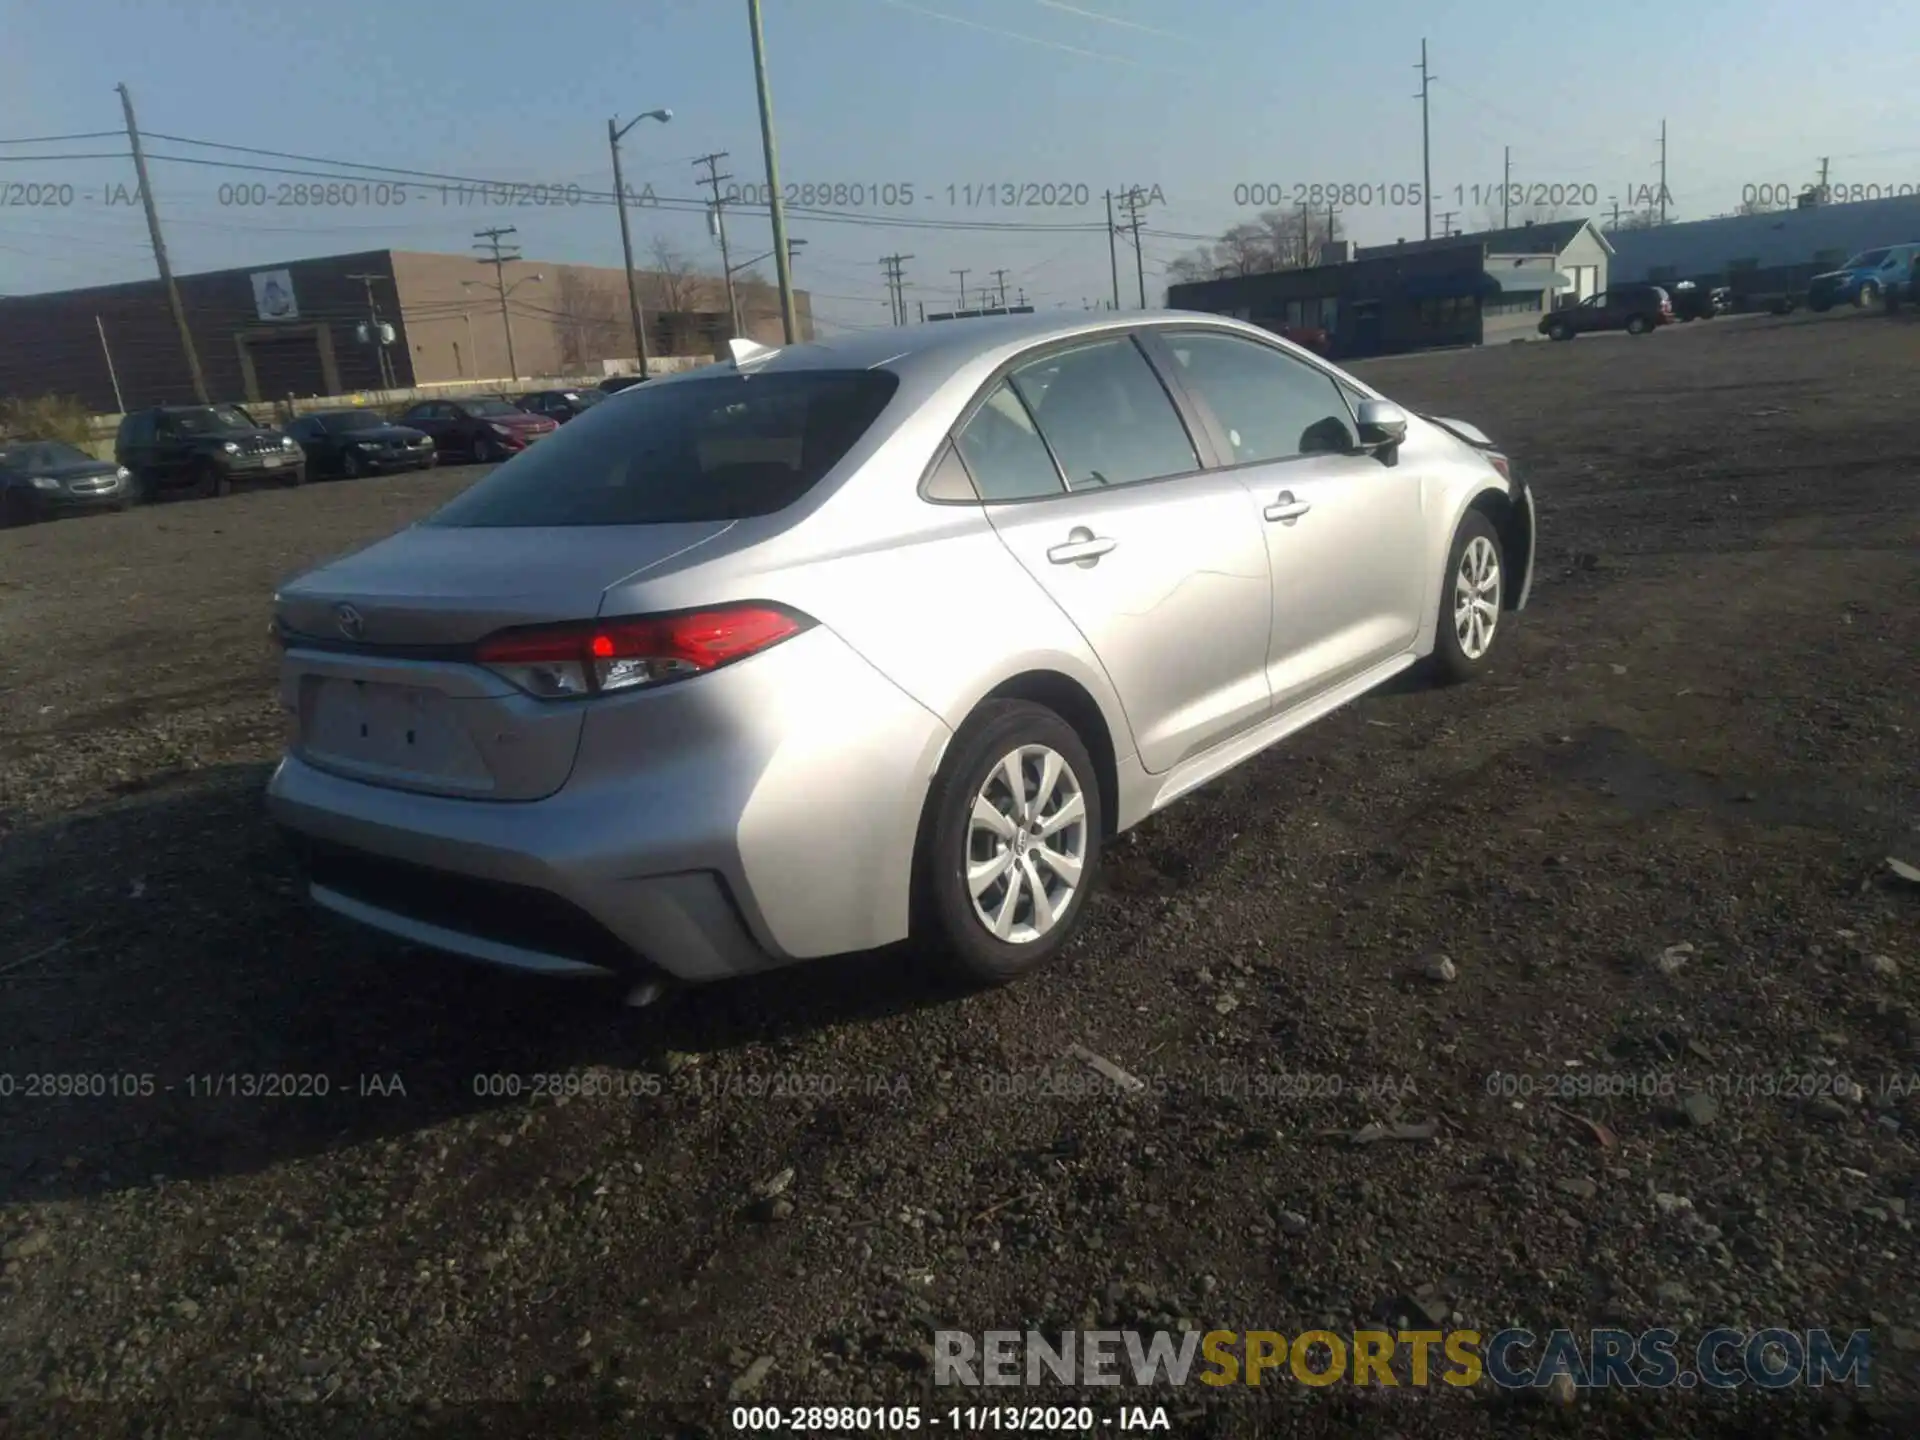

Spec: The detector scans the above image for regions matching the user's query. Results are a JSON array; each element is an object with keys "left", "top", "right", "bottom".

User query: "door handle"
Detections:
[
  {"left": 1264, "top": 492, "right": 1312, "bottom": 524},
  {"left": 1046, "top": 527, "right": 1117, "bottom": 565}
]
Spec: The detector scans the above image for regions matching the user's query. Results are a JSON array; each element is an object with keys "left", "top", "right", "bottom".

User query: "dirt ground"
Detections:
[{"left": 2, "top": 309, "right": 1919, "bottom": 1439}]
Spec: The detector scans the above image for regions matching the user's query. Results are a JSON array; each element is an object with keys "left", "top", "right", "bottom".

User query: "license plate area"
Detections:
[
  {"left": 300, "top": 677, "right": 493, "bottom": 791},
  {"left": 263, "top": 454, "right": 285, "bottom": 468}
]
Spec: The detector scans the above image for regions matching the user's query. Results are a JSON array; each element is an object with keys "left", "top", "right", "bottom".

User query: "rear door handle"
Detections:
[
  {"left": 1047, "top": 528, "right": 1117, "bottom": 565},
  {"left": 1264, "top": 492, "right": 1312, "bottom": 523}
]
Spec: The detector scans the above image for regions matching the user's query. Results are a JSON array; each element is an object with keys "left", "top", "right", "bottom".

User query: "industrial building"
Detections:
[
  {"left": 1606, "top": 192, "right": 1920, "bottom": 299},
  {"left": 0, "top": 249, "right": 813, "bottom": 413},
  {"left": 1167, "top": 218, "right": 1612, "bottom": 358}
]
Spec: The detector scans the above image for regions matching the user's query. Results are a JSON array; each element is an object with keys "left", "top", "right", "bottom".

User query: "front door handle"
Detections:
[
  {"left": 1047, "top": 527, "right": 1117, "bottom": 566},
  {"left": 1264, "top": 492, "right": 1312, "bottom": 524}
]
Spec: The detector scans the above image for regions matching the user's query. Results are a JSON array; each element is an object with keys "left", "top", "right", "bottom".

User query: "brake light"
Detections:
[
  {"left": 1485, "top": 452, "right": 1511, "bottom": 481},
  {"left": 474, "top": 604, "right": 811, "bottom": 699}
]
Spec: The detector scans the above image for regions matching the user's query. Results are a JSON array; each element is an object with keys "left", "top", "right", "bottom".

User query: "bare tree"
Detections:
[
  {"left": 646, "top": 237, "right": 702, "bottom": 315},
  {"left": 1163, "top": 208, "right": 1345, "bottom": 284},
  {"left": 1608, "top": 207, "right": 1662, "bottom": 232},
  {"left": 550, "top": 269, "right": 625, "bottom": 369}
]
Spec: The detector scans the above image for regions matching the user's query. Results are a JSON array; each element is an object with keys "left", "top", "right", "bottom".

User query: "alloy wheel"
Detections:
[
  {"left": 966, "top": 744, "right": 1088, "bottom": 944},
  {"left": 1453, "top": 534, "right": 1502, "bottom": 660}
]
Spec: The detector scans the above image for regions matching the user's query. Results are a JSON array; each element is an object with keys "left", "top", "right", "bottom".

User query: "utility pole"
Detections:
[
  {"left": 1119, "top": 186, "right": 1147, "bottom": 307},
  {"left": 1609, "top": 196, "right": 1621, "bottom": 230},
  {"left": 1325, "top": 201, "right": 1338, "bottom": 263},
  {"left": 345, "top": 272, "right": 393, "bottom": 388},
  {"left": 95, "top": 316, "right": 125, "bottom": 413},
  {"left": 609, "top": 108, "right": 670, "bottom": 379},
  {"left": 1298, "top": 200, "right": 1311, "bottom": 266},
  {"left": 1503, "top": 145, "right": 1511, "bottom": 229},
  {"left": 880, "top": 253, "right": 913, "bottom": 325},
  {"left": 694, "top": 152, "right": 741, "bottom": 338},
  {"left": 473, "top": 226, "right": 522, "bottom": 382},
  {"left": 1657, "top": 119, "right": 1668, "bottom": 225},
  {"left": 1437, "top": 211, "right": 1458, "bottom": 237},
  {"left": 1015, "top": 287, "right": 1027, "bottom": 307},
  {"left": 116, "top": 82, "right": 206, "bottom": 403},
  {"left": 1817, "top": 155, "right": 1830, "bottom": 202},
  {"left": 952, "top": 269, "right": 969, "bottom": 309},
  {"left": 1105, "top": 190, "right": 1121, "bottom": 310},
  {"left": 746, "top": 0, "right": 798, "bottom": 343},
  {"left": 991, "top": 268, "right": 1010, "bottom": 307},
  {"left": 1414, "top": 40, "right": 1435, "bottom": 241}
]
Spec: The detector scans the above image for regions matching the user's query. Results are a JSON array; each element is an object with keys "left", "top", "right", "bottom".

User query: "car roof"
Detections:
[{"left": 644, "top": 310, "right": 1279, "bottom": 389}]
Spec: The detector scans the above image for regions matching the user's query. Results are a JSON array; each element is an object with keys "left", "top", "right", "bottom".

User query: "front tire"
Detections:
[
  {"left": 342, "top": 449, "right": 365, "bottom": 479},
  {"left": 192, "top": 460, "right": 231, "bottom": 498},
  {"left": 919, "top": 701, "right": 1103, "bottom": 985},
  {"left": 1432, "top": 510, "right": 1505, "bottom": 685},
  {"left": 1546, "top": 320, "right": 1572, "bottom": 341},
  {"left": 1857, "top": 283, "right": 1879, "bottom": 308}
]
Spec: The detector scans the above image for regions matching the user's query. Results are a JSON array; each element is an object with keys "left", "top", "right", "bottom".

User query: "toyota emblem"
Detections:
[{"left": 335, "top": 603, "right": 365, "bottom": 641}]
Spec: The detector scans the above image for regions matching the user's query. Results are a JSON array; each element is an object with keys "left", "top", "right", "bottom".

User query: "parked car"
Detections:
[
  {"left": 1539, "top": 284, "right": 1672, "bottom": 340},
  {"left": 268, "top": 314, "right": 1535, "bottom": 992},
  {"left": 1274, "top": 324, "right": 1330, "bottom": 354},
  {"left": 286, "top": 410, "right": 437, "bottom": 479},
  {"left": 1807, "top": 243, "right": 1920, "bottom": 311},
  {"left": 115, "top": 404, "right": 305, "bottom": 498},
  {"left": 515, "top": 389, "right": 606, "bottom": 423},
  {"left": 1667, "top": 281, "right": 1720, "bottom": 321},
  {"left": 395, "top": 398, "right": 558, "bottom": 463},
  {"left": 0, "top": 439, "right": 136, "bottom": 526},
  {"left": 1882, "top": 251, "right": 1920, "bottom": 313},
  {"left": 598, "top": 375, "right": 648, "bottom": 395}
]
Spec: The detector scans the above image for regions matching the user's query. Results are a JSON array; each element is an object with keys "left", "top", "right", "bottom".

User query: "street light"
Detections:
[{"left": 610, "top": 106, "right": 672, "bottom": 379}]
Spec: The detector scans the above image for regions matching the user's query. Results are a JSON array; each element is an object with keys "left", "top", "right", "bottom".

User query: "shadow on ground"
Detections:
[{"left": 0, "top": 764, "right": 974, "bottom": 1205}]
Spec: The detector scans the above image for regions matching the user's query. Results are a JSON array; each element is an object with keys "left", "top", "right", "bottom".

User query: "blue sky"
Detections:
[{"left": 3, "top": 0, "right": 1917, "bottom": 334}]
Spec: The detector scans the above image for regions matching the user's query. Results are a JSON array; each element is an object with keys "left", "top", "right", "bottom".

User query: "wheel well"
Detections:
[
  {"left": 979, "top": 671, "right": 1121, "bottom": 839},
  {"left": 1468, "top": 489, "right": 1531, "bottom": 611}
]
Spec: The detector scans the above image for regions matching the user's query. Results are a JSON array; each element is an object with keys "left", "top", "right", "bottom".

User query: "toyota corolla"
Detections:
[{"left": 267, "top": 313, "right": 1535, "bottom": 993}]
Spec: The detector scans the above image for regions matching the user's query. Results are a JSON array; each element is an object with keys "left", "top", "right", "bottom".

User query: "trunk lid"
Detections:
[{"left": 276, "top": 520, "right": 733, "bottom": 799}]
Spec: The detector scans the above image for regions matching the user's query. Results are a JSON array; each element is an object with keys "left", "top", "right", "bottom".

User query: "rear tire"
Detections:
[
  {"left": 918, "top": 701, "right": 1103, "bottom": 985},
  {"left": 1626, "top": 314, "right": 1651, "bottom": 335},
  {"left": 473, "top": 434, "right": 505, "bottom": 464},
  {"left": 192, "top": 459, "right": 231, "bottom": 499},
  {"left": 1431, "top": 510, "right": 1505, "bottom": 685}
]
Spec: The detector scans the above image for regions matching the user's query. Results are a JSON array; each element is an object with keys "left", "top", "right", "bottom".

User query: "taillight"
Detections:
[
  {"left": 474, "top": 603, "right": 812, "bottom": 699},
  {"left": 1485, "top": 452, "right": 1511, "bottom": 482}
]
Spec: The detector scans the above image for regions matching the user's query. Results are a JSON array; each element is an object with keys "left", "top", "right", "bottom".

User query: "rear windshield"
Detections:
[
  {"left": 1846, "top": 249, "right": 1889, "bottom": 269},
  {"left": 464, "top": 399, "right": 524, "bottom": 417},
  {"left": 428, "top": 370, "right": 900, "bottom": 527}
]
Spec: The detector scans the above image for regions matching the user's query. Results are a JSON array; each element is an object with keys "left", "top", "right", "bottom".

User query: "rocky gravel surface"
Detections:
[{"left": 2, "top": 310, "right": 1919, "bottom": 1438}]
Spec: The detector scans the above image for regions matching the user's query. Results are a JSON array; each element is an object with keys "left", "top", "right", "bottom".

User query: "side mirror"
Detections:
[{"left": 1354, "top": 399, "right": 1408, "bottom": 450}]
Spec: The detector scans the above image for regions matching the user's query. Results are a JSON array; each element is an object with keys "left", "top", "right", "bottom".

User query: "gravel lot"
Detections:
[{"left": 3, "top": 311, "right": 1919, "bottom": 1439}]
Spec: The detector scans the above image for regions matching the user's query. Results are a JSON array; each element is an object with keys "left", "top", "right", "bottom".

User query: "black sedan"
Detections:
[
  {"left": 286, "top": 410, "right": 438, "bottom": 479},
  {"left": 0, "top": 439, "right": 135, "bottom": 526}
]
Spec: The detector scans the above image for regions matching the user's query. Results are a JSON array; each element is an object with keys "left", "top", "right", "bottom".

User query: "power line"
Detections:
[{"left": 0, "top": 131, "right": 123, "bottom": 145}]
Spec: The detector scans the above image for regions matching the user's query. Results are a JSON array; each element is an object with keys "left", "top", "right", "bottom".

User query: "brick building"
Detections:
[{"left": 0, "top": 249, "right": 813, "bottom": 412}]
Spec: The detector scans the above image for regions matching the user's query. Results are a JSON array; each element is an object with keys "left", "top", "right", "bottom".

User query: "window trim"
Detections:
[
  {"left": 1135, "top": 324, "right": 1372, "bottom": 479},
  {"left": 930, "top": 329, "right": 1222, "bottom": 508}
]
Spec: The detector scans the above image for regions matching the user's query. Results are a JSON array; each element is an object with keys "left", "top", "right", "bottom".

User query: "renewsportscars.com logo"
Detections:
[{"left": 934, "top": 1328, "right": 1875, "bottom": 1390}]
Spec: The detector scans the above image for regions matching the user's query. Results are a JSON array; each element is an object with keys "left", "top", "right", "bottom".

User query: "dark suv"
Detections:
[
  {"left": 1539, "top": 284, "right": 1672, "bottom": 340},
  {"left": 116, "top": 404, "right": 306, "bottom": 498}
]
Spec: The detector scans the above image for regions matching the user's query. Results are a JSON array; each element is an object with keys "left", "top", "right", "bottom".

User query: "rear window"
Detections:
[{"left": 428, "top": 369, "right": 900, "bottom": 527}]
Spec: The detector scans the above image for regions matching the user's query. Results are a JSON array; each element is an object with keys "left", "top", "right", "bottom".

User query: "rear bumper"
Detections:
[{"left": 265, "top": 625, "right": 952, "bottom": 982}]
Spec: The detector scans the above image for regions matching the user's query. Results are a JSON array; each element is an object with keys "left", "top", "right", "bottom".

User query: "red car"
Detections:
[{"left": 396, "top": 397, "right": 557, "bottom": 463}]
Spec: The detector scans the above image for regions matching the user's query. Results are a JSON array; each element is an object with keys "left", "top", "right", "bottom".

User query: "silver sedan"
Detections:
[{"left": 266, "top": 313, "right": 1535, "bottom": 989}]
